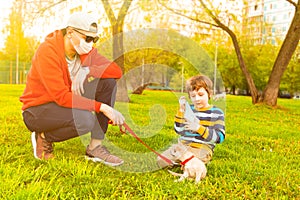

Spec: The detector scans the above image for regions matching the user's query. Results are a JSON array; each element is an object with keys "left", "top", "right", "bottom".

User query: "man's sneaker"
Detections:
[
  {"left": 31, "top": 132, "right": 54, "bottom": 160},
  {"left": 85, "top": 145, "right": 124, "bottom": 166}
]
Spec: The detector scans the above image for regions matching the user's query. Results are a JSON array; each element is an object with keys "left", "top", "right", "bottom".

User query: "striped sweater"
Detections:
[{"left": 174, "top": 104, "right": 225, "bottom": 151}]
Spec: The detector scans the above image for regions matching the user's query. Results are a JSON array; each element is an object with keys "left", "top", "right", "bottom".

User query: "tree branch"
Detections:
[
  {"left": 118, "top": 0, "right": 133, "bottom": 21},
  {"left": 157, "top": 0, "right": 219, "bottom": 28},
  {"left": 285, "top": 0, "right": 297, "bottom": 8},
  {"left": 37, "top": 0, "right": 67, "bottom": 15},
  {"left": 198, "top": 0, "right": 259, "bottom": 103},
  {"left": 101, "top": 0, "right": 117, "bottom": 24}
]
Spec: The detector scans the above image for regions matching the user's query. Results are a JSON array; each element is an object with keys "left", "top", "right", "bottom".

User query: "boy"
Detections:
[{"left": 157, "top": 75, "right": 225, "bottom": 168}]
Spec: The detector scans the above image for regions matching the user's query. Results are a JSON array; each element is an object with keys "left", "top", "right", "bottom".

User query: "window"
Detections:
[
  {"left": 271, "top": 39, "right": 275, "bottom": 45},
  {"left": 282, "top": 26, "right": 287, "bottom": 32}
]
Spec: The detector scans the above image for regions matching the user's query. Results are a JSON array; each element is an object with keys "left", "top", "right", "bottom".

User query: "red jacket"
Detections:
[{"left": 20, "top": 30, "right": 122, "bottom": 112}]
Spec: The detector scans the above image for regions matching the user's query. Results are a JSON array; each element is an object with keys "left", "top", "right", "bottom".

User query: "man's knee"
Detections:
[
  {"left": 102, "top": 78, "right": 116, "bottom": 86},
  {"left": 98, "top": 78, "right": 116, "bottom": 91},
  {"left": 95, "top": 78, "right": 117, "bottom": 105}
]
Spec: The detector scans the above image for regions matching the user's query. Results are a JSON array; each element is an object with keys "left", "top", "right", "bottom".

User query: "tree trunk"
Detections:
[
  {"left": 260, "top": 1, "right": 300, "bottom": 106},
  {"left": 198, "top": 0, "right": 259, "bottom": 104},
  {"left": 101, "top": 0, "right": 132, "bottom": 102},
  {"left": 232, "top": 85, "right": 236, "bottom": 95},
  {"left": 229, "top": 32, "right": 259, "bottom": 103},
  {"left": 132, "top": 83, "right": 150, "bottom": 94},
  {"left": 112, "top": 22, "right": 129, "bottom": 102}
]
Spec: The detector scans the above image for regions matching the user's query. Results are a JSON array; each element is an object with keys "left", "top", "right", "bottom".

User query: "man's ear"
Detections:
[{"left": 66, "top": 28, "right": 73, "bottom": 38}]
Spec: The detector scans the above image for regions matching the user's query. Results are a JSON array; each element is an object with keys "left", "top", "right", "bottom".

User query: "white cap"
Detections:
[{"left": 66, "top": 12, "right": 98, "bottom": 36}]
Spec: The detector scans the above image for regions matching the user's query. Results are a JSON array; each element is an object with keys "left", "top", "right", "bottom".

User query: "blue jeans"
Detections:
[{"left": 22, "top": 78, "right": 117, "bottom": 142}]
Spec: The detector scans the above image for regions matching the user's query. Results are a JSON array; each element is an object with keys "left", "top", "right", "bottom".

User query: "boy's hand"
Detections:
[
  {"left": 184, "top": 118, "right": 200, "bottom": 132},
  {"left": 179, "top": 96, "right": 186, "bottom": 112}
]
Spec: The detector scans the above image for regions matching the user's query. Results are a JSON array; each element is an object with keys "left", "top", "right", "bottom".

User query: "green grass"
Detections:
[{"left": 1, "top": 84, "right": 300, "bottom": 199}]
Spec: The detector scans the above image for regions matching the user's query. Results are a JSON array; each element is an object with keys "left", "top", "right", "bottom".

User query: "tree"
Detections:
[
  {"left": 2, "top": 0, "right": 39, "bottom": 84},
  {"left": 159, "top": 0, "right": 300, "bottom": 106},
  {"left": 260, "top": 0, "right": 300, "bottom": 105},
  {"left": 101, "top": 0, "right": 133, "bottom": 102},
  {"left": 2, "top": 0, "right": 68, "bottom": 84}
]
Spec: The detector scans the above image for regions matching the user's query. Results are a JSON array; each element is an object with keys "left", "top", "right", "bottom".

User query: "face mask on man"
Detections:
[{"left": 70, "top": 32, "right": 93, "bottom": 55}]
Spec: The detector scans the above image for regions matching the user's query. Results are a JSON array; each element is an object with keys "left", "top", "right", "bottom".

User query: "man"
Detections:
[{"left": 20, "top": 12, "right": 125, "bottom": 166}]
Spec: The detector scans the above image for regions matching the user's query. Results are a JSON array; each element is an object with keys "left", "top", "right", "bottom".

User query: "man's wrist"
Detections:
[{"left": 99, "top": 103, "right": 109, "bottom": 113}]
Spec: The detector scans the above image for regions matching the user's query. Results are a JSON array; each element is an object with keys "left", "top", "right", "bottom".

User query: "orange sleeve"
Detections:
[{"left": 80, "top": 48, "right": 122, "bottom": 79}]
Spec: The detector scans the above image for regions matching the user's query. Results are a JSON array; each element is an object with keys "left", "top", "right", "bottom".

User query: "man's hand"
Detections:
[
  {"left": 72, "top": 67, "right": 90, "bottom": 96},
  {"left": 184, "top": 118, "right": 200, "bottom": 132},
  {"left": 100, "top": 104, "right": 125, "bottom": 125}
]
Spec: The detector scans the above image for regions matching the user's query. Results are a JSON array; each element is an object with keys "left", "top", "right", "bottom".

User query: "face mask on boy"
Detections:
[{"left": 70, "top": 33, "right": 93, "bottom": 55}]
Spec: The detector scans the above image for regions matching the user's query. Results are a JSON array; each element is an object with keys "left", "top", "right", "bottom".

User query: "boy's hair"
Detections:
[{"left": 186, "top": 75, "right": 213, "bottom": 98}]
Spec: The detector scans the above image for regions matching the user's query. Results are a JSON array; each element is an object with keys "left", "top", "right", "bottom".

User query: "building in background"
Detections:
[{"left": 243, "top": 0, "right": 295, "bottom": 45}]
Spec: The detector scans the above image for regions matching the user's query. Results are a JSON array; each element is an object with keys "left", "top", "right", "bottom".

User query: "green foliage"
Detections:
[
  {"left": 124, "top": 48, "right": 180, "bottom": 73},
  {"left": 99, "top": 28, "right": 218, "bottom": 92},
  {"left": 281, "top": 51, "right": 300, "bottom": 95},
  {"left": 4, "top": 6, "right": 27, "bottom": 62},
  {"left": 241, "top": 43, "right": 279, "bottom": 90},
  {"left": 200, "top": 40, "right": 245, "bottom": 93},
  {"left": 1, "top": 85, "right": 300, "bottom": 199},
  {"left": 101, "top": 28, "right": 214, "bottom": 75},
  {"left": 0, "top": 7, "right": 37, "bottom": 82}
]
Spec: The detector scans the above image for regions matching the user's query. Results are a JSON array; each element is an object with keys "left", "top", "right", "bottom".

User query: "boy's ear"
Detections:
[{"left": 187, "top": 91, "right": 191, "bottom": 99}]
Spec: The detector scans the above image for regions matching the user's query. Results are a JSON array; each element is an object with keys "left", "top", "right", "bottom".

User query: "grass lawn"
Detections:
[{"left": 1, "top": 84, "right": 300, "bottom": 199}]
